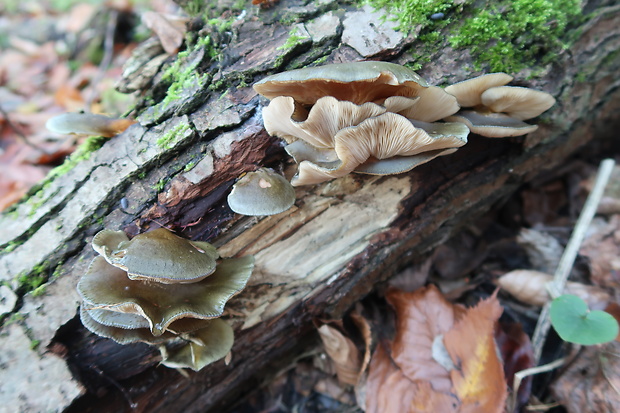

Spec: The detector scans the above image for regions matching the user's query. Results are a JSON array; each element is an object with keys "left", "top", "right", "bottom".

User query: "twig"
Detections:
[
  {"left": 531, "top": 158, "right": 616, "bottom": 362},
  {"left": 85, "top": 9, "right": 118, "bottom": 109}
]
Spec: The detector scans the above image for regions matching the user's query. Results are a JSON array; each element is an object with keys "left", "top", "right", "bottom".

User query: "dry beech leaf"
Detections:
[
  {"left": 366, "top": 344, "right": 457, "bottom": 413},
  {"left": 387, "top": 285, "right": 466, "bottom": 392},
  {"left": 443, "top": 292, "right": 507, "bottom": 413},
  {"left": 497, "top": 269, "right": 610, "bottom": 309},
  {"left": 317, "top": 324, "right": 361, "bottom": 386},
  {"left": 142, "top": 11, "right": 187, "bottom": 54},
  {"left": 365, "top": 286, "right": 507, "bottom": 413},
  {"left": 580, "top": 215, "right": 620, "bottom": 289}
]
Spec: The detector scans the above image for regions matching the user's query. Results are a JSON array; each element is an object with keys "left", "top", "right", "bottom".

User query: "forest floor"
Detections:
[{"left": 1, "top": 1, "right": 619, "bottom": 412}]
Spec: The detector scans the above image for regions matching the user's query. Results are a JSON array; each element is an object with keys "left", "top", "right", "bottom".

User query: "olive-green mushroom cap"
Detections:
[
  {"left": 227, "top": 168, "right": 296, "bottom": 216},
  {"left": 78, "top": 255, "right": 255, "bottom": 336},
  {"left": 282, "top": 110, "right": 469, "bottom": 186},
  {"left": 80, "top": 306, "right": 176, "bottom": 345},
  {"left": 159, "top": 318, "right": 234, "bottom": 371},
  {"left": 92, "top": 228, "right": 220, "bottom": 284},
  {"left": 254, "top": 61, "right": 430, "bottom": 106}
]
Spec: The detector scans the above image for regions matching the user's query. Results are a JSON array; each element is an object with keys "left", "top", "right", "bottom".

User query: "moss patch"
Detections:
[
  {"left": 156, "top": 123, "right": 191, "bottom": 149},
  {"left": 365, "top": 0, "right": 583, "bottom": 73}
]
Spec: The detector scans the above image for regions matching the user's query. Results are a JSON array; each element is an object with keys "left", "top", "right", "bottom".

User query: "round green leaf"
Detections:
[{"left": 550, "top": 294, "right": 619, "bottom": 345}]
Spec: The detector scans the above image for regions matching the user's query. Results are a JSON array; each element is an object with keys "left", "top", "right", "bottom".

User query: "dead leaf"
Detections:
[
  {"left": 443, "top": 292, "right": 507, "bottom": 413},
  {"left": 317, "top": 324, "right": 361, "bottom": 386},
  {"left": 497, "top": 269, "right": 610, "bottom": 309},
  {"left": 495, "top": 322, "right": 535, "bottom": 411},
  {"left": 142, "top": 11, "right": 187, "bottom": 55},
  {"left": 387, "top": 286, "right": 465, "bottom": 392},
  {"left": 365, "top": 286, "right": 507, "bottom": 413},
  {"left": 551, "top": 341, "right": 620, "bottom": 413},
  {"left": 580, "top": 215, "right": 620, "bottom": 289},
  {"left": 516, "top": 228, "right": 563, "bottom": 274}
]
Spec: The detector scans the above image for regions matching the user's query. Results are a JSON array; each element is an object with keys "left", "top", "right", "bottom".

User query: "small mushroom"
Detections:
[
  {"left": 227, "top": 168, "right": 296, "bottom": 216},
  {"left": 444, "top": 73, "right": 556, "bottom": 137},
  {"left": 159, "top": 318, "right": 234, "bottom": 371},
  {"left": 78, "top": 228, "right": 255, "bottom": 370},
  {"left": 78, "top": 255, "right": 254, "bottom": 336},
  {"left": 46, "top": 113, "right": 136, "bottom": 138},
  {"left": 92, "top": 228, "right": 220, "bottom": 283}
]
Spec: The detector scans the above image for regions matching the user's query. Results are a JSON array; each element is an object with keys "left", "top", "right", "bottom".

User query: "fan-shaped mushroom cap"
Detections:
[
  {"left": 227, "top": 168, "right": 296, "bottom": 216},
  {"left": 288, "top": 113, "right": 468, "bottom": 186},
  {"left": 480, "top": 86, "right": 556, "bottom": 120},
  {"left": 159, "top": 318, "right": 234, "bottom": 371},
  {"left": 92, "top": 228, "right": 220, "bottom": 284},
  {"left": 79, "top": 306, "right": 176, "bottom": 345},
  {"left": 444, "top": 73, "right": 513, "bottom": 107},
  {"left": 78, "top": 255, "right": 255, "bottom": 336},
  {"left": 445, "top": 110, "right": 538, "bottom": 137},
  {"left": 264, "top": 96, "right": 388, "bottom": 147},
  {"left": 46, "top": 113, "right": 136, "bottom": 138},
  {"left": 254, "top": 61, "right": 429, "bottom": 106}
]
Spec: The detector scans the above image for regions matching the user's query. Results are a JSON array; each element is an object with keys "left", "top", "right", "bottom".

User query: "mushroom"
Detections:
[
  {"left": 254, "top": 61, "right": 460, "bottom": 122},
  {"left": 46, "top": 113, "right": 136, "bottom": 138},
  {"left": 265, "top": 96, "right": 468, "bottom": 186},
  {"left": 92, "top": 228, "right": 220, "bottom": 283},
  {"left": 254, "top": 62, "right": 468, "bottom": 186},
  {"left": 77, "top": 228, "right": 255, "bottom": 370},
  {"left": 444, "top": 73, "right": 556, "bottom": 137},
  {"left": 78, "top": 255, "right": 254, "bottom": 336},
  {"left": 227, "top": 168, "right": 296, "bottom": 216}
]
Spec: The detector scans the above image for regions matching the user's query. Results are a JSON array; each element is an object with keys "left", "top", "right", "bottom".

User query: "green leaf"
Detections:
[{"left": 550, "top": 294, "right": 619, "bottom": 345}]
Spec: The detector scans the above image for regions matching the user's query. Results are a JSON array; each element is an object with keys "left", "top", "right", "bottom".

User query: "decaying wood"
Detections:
[{"left": 1, "top": 1, "right": 619, "bottom": 411}]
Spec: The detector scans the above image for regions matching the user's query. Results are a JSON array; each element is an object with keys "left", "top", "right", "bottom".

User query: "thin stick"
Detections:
[{"left": 531, "top": 158, "right": 616, "bottom": 362}]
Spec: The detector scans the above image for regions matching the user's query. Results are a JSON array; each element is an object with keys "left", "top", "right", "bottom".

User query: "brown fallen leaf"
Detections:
[
  {"left": 580, "top": 215, "right": 620, "bottom": 289},
  {"left": 365, "top": 286, "right": 507, "bottom": 413},
  {"left": 388, "top": 285, "right": 466, "bottom": 392},
  {"left": 317, "top": 324, "right": 361, "bottom": 386},
  {"left": 142, "top": 11, "right": 187, "bottom": 55},
  {"left": 444, "top": 292, "right": 507, "bottom": 413},
  {"left": 551, "top": 341, "right": 620, "bottom": 413},
  {"left": 497, "top": 269, "right": 611, "bottom": 309}
]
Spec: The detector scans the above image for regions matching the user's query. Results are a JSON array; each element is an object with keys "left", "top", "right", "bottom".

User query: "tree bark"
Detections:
[{"left": 1, "top": 1, "right": 619, "bottom": 412}]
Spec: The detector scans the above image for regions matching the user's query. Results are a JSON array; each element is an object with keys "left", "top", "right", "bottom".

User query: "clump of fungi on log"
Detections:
[{"left": 77, "top": 228, "right": 254, "bottom": 371}]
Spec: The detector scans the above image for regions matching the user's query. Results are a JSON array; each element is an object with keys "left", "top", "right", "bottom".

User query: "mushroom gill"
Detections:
[
  {"left": 77, "top": 228, "right": 255, "bottom": 371},
  {"left": 444, "top": 73, "right": 556, "bottom": 137},
  {"left": 254, "top": 62, "right": 466, "bottom": 186}
]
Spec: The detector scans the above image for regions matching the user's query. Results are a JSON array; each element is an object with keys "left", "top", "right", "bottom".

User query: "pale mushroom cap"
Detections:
[
  {"left": 444, "top": 73, "right": 513, "bottom": 107},
  {"left": 263, "top": 96, "right": 388, "bottom": 147},
  {"left": 78, "top": 255, "right": 255, "bottom": 336},
  {"left": 397, "top": 86, "right": 460, "bottom": 122},
  {"left": 227, "top": 168, "right": 296, "bottom": 216},
  {"left": 355, "top": 149, "right": 458, "bottom": 175},
  {"left": 160, "top": 318, "right": 234, "bottom": 371},
  {"left": 254, "top": 61, "right": 429, "bottom": 105},
  {"left": 46, "top": 113, "right": 135, "bottom": 138},
  {"left": 93, "top": 228, "right": 220, "bottom": 284},
  {"left": 290, "top": 113, "right": 468, "bottom": 186},
  {"left": 480, "top": 86, "right": 556, "bottom": 120},
  {"left": 445, "top": 111, "right": 538, "bottom": 137}
]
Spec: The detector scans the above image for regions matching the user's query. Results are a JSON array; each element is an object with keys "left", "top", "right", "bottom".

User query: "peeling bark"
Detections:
[{"left": 1, "top": 1, "right": 619, "bottom": 412}]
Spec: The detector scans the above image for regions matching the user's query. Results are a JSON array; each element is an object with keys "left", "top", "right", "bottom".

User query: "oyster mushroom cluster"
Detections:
[
  {"left": 77, "top": 228, "right": 254, "bottom": 371},
  {"left": 444, "top": 73, "right": 556, "bottom": 137},
  {"left": 253, "top": 61, "right": 470, "bottom": 186}
]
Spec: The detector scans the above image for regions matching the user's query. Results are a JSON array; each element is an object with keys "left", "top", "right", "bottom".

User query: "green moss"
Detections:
[
  {"left": 30, "top": 285, "right": 47, "bottom": 297},
  {"left": 152, "top": 178, "right": 168, "bottom": 192},
  {"left": 366, "top": 0, "right": 583, "bottom": 73},
  {"left": 48, "top": 135, "right": 108, "bottom": 180},
  {"left": 449, "top": 0, "right": 582, "bottom": 72},
  {"left": 16, "top": 264, "right": 47, "bottom": 294},
  {"left": 277, "top": 27, "right": 310, "bottom": 51},
  {"left": 184, "top": 161, "right": 197, "bottom": 172},
  {"left": 156, "top": 123, "right": 191, "bottom": 149}
]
